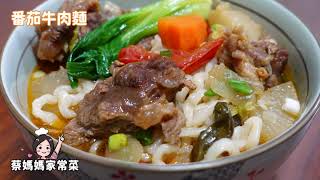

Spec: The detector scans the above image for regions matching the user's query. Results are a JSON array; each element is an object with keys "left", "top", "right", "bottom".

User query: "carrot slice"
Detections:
[{"left": 158, "top": 15, "right": 208, "bottom": 51}]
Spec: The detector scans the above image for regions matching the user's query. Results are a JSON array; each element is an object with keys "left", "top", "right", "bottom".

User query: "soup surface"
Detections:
[{"left": 28, "top": 0, "right": 301, "bottom": 164}]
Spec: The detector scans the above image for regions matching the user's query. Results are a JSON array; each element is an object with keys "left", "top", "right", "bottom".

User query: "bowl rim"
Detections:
[{"left": 1, "top": 0, "right": 320, "bottom": 173}]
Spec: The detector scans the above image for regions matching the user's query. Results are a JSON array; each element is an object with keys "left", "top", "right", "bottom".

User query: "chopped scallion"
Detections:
[
  {"left": 204, "top": 89, "right": 217, "bottom": 97},
  {"left": 228, "top": 79, "right": 253, "bottom": 95},
  {"left": 108, "top": 133, "right": 128, "bottom": 152},
  {"left": 160, "top": 50, "right": 172, "bottom": 57}
]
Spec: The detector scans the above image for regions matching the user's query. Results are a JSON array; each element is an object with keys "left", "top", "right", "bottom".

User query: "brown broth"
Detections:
[{"left": 28, "top": 67, "right": 69, "bottom": 138}]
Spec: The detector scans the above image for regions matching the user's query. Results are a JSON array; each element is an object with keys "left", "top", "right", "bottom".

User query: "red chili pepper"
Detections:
[
  {"left": 171, "top": 50, "right": 191, "bottom": 67},
  {"left": 172, "top": 38, "right": 224, "bottom": 74},
  {"left": 119, "top": 39, "right": 223, "bottom": 74},
  {"left": 118, "top": 45, "right": 156, "bottom": 64}
]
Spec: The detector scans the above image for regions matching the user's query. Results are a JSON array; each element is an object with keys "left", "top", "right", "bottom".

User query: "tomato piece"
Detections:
[
  {"left": 172, "top": 38, "right": 224, "bottom": 74},
  {"left": 118, "top": 45, "right": 156, "bottom": 64}
]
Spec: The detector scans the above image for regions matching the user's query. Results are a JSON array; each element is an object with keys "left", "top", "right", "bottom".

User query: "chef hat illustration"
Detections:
[{"left": 35, "top": 128, "right": 49, "bottom": 136}]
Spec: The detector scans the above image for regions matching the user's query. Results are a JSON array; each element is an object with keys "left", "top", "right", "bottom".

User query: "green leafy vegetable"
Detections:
[
  {"left": 108, "top": 133, "right": 128, "bottom": 152},
  {"left": 191, "top": 102, "right": 235, "bottom": 162},
  {"left": 204, "top": 89, "right": 217, "bottom": 97},
  {"left": 228, "top": 79, "right": 253, "bottom": 95},
  {"left": 160, "top": 50, "right": 172, "bottom": 57},
  {"left": 134, "top": 129, "right": 153, "bottom": 146},
  {"left": 67, "top": 0, "right": 212, "bottom": 88}
]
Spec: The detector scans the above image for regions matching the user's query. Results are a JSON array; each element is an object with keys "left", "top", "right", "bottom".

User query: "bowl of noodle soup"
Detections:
[{"left": 1, "top": 0, "right": 320, "bottom": 179}]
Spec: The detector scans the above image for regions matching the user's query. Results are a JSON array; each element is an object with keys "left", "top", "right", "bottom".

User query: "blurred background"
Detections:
[{"left": 0, "top": 0, "right": 319, "bottom": 180}]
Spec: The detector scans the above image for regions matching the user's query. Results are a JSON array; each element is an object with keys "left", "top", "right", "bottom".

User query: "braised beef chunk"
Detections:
[
  {"left": 161, "top": 110, "right": 186, "bottom": 144},
  {"left": 36, "top": 0, "right": 100, "bottom": 63},
  {"left": 35, "top": 0, "right": 125, "bottom": 65},
  {"left": 265, "top": 74, "right": 280, "bottom": 89},
  {"left": 218, "top": 28, "right": 289, "bottom": 88},
  {"left": 113, "top": 57, "right": 185, "bottom": 101},
  {"left": 78, "top": 12, "right": 104, "bottom": 38},
  {"left": 63, "top": 58, "right": 186, "bottom": 146},
  {"left": 36, "top": 25, "right": 72, "bottom": 62},
  {"left": 271, "top": 49, "right": 289, "bottom": 76},
  {"left": 64, "top": 119, "right": 90, "bottom": 147}
]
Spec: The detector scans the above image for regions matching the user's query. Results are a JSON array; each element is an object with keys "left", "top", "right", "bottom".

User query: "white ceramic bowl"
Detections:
[{"left": 1, "top": 0, "right": 320, "bottom": 179}]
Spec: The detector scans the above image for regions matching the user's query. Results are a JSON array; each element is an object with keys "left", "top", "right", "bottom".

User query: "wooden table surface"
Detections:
[{"left": 0, "top": 0, "right": 319, "bottom": 180}]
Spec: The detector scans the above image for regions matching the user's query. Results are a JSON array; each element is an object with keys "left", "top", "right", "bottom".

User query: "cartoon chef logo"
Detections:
[
  {"left": 11, "top": 128, "right": 79, "bottom": 171},
  {"left": 33, "top": 128, "right": 64, "bottom": 160}
]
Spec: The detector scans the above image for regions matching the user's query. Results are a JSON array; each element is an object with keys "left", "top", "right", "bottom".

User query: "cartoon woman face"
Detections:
[
  {"left": 36, "top": 140, "right": 51, "bottom": 158},
  {"left": 32, "top": 134, "right": 54, "bottom": 159}
]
